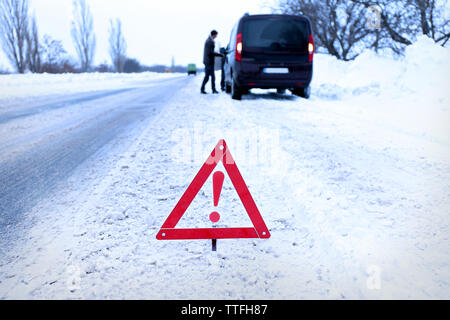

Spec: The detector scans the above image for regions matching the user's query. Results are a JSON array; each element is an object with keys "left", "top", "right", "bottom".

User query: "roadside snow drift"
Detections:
[
  {"left": 0, "top": 36, "right": 449, "bottom": 299},
  {"left": 0, "top": 72, "right": 180, "bottom": 101}
]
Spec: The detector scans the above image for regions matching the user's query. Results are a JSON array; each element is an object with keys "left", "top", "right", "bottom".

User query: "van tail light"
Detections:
[
  {"left": 308, "top": 34, "right": 315, "bottom": 63},
  {"left": 236, "top": 33, "right": 243, "bottom": 62}
]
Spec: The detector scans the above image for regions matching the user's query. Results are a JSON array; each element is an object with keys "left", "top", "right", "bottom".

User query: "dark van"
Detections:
[{"left": 224, "top": 13, "right": 314, "bottom": 100}]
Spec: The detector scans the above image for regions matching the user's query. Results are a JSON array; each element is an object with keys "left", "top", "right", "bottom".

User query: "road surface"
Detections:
[{"left": 0, "top": 76, "right": 187, "bottom": 244}]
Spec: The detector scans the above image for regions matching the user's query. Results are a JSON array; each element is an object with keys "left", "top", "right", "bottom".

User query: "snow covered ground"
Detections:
[
  {"left": 0, "top": 36, "right": 449, "bottom": 299},
  {"left": 0, "top": 72, "right": 180, "bottom": 102}
]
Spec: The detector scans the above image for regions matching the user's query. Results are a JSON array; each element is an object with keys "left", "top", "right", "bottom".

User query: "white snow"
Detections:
[
  {"left": 0, "top": 72, "right": 181, "bottom": 102},
  {"left": 0, "top": 36, "right": 449, "bottom": 299}
]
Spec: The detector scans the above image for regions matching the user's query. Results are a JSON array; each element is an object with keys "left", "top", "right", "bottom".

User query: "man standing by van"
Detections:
[{"left": 201, "top": 30, "right": 222, "bottom": 94}]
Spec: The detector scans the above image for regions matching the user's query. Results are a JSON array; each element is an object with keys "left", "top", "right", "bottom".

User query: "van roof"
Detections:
[
  {"left": 242, "top": 13, "right": 309, "bottom": 19},
  {"left": 239, "top": 13, "right": 312, "bottom": 29}
]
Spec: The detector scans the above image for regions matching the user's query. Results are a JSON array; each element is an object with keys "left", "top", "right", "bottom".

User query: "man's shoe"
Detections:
[
  {"left": 212, "top": 90, "right": 219, "bottom": 94},
  {"left": 201, "top": 90, "right": 207, "bottom": 94}
]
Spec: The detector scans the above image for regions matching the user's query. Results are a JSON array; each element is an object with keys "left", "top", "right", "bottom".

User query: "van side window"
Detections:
[{"left": 229, "top": 23, "right": 237, "bottom": 50}]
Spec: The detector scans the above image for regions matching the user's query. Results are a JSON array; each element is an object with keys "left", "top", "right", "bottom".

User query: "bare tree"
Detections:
[
  {"left": 0, "top": 0, "right": 30, "bottom": 73},
  {"left": 413, "top": 0, "right": 450, "bottom": 46},
  {"left": 26, "top": 14, "right": 41, "bottom": 73},
  {"left": 40, "top": 35, "right": 76, "bottom": 73},
  {"left": 108, "top": 18, "right": 127, "bottom": 73},
  {"left": 354, "top": 0, "right": 450, "bottom": 51},
  {"left": 41, "top": 35, "right": 66, "bottom": 66},
  {"left": 71, "top": 0, "right": 96, "bottom": 72},
  {"left": 279, "top": 0, "right": 373, "bottom": 60},
  {"left": 350, "top": 0, "right": 415, "bottom": 55}
]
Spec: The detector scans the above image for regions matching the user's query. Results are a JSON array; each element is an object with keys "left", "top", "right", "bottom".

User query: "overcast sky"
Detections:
[{"left": 0, "top": 0, "right": 278, "bottom": 71}]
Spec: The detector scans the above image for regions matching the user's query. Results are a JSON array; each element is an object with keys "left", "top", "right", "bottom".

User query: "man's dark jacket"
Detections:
[{"left": 203, "top": 37, "right": 217, "bottom": 67}]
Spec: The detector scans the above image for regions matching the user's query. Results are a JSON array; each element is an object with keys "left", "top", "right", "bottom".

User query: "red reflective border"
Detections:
[
  {"left": 156, "top": 228, "right": 259, "bottom": 240},
  {"left": 157, "top": 140, "right": 271, "bottom": 240}
]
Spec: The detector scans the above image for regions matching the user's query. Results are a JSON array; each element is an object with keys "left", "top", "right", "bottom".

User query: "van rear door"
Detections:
[{"left": 241, "top": 16, "right": 311, "bottom": 64}]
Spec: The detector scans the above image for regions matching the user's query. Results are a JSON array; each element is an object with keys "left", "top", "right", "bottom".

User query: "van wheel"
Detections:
[
  {"left": 292, "top": 86, "right": 311, "bottom": 99},
  {"left": 231, "top": 80, "right": 242, "bottom": 100}
]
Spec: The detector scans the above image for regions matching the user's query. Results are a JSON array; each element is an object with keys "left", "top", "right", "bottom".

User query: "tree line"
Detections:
[
  {"left": 0, "top": 0, "right": 130, "bottom": 73},
  {"left": 277, "top": 0, "right": 449, "bottom": 60},
  {"left": 2, "top": 0, "right": 447, "bottom": 73}
]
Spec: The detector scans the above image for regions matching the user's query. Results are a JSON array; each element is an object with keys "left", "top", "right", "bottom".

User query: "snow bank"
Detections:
[
  {"left": 0, "top": 72, "right": 182, "bottom": 101},
  {"left": 314, "top": 36, "right": 450, "bottom": 148},
  {"left": 314, "top": 35, "right": 450, "bottom": 99},
  {"left": 401, "top": 36, "right": 450, "bottom": 95}
]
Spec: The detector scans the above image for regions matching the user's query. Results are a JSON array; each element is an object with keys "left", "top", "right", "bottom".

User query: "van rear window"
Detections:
[{"left": 243, "top": 18, "right": 309, "bottom": 51}]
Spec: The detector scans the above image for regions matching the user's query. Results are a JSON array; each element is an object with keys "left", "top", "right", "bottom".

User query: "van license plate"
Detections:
[{"left": 263, "top": 68, "right": 289, "bottom": 74}]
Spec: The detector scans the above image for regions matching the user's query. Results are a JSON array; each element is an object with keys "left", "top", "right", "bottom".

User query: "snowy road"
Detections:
[{"left": 0, "top": 76, "right": 187, "bottom": 244}]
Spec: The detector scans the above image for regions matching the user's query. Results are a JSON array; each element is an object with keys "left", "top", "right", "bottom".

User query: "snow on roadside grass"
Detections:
[
  {"left": 314, "top": 35, "right": 450, "bottom": 99},
  {"left": 313, "top": 35, "right": 450, "bottom": 159},
  {"left": 0, "top": 37, "right": 448, "bottom": 299},
  {"left": 0, "top": 72, "right": 181, "bottom": 101}
]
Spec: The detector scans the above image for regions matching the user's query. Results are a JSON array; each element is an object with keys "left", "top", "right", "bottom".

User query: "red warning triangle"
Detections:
[{"left": 156, "top": 139, "right": 271, "bottom": 240}]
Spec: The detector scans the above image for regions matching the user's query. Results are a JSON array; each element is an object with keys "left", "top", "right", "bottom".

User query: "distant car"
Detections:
[
  {"left": 224, "top": 13, "right": 314, "bottom": 100},
  {"left": 187, "top": 64, "right": 197, "bottom": 76}
]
